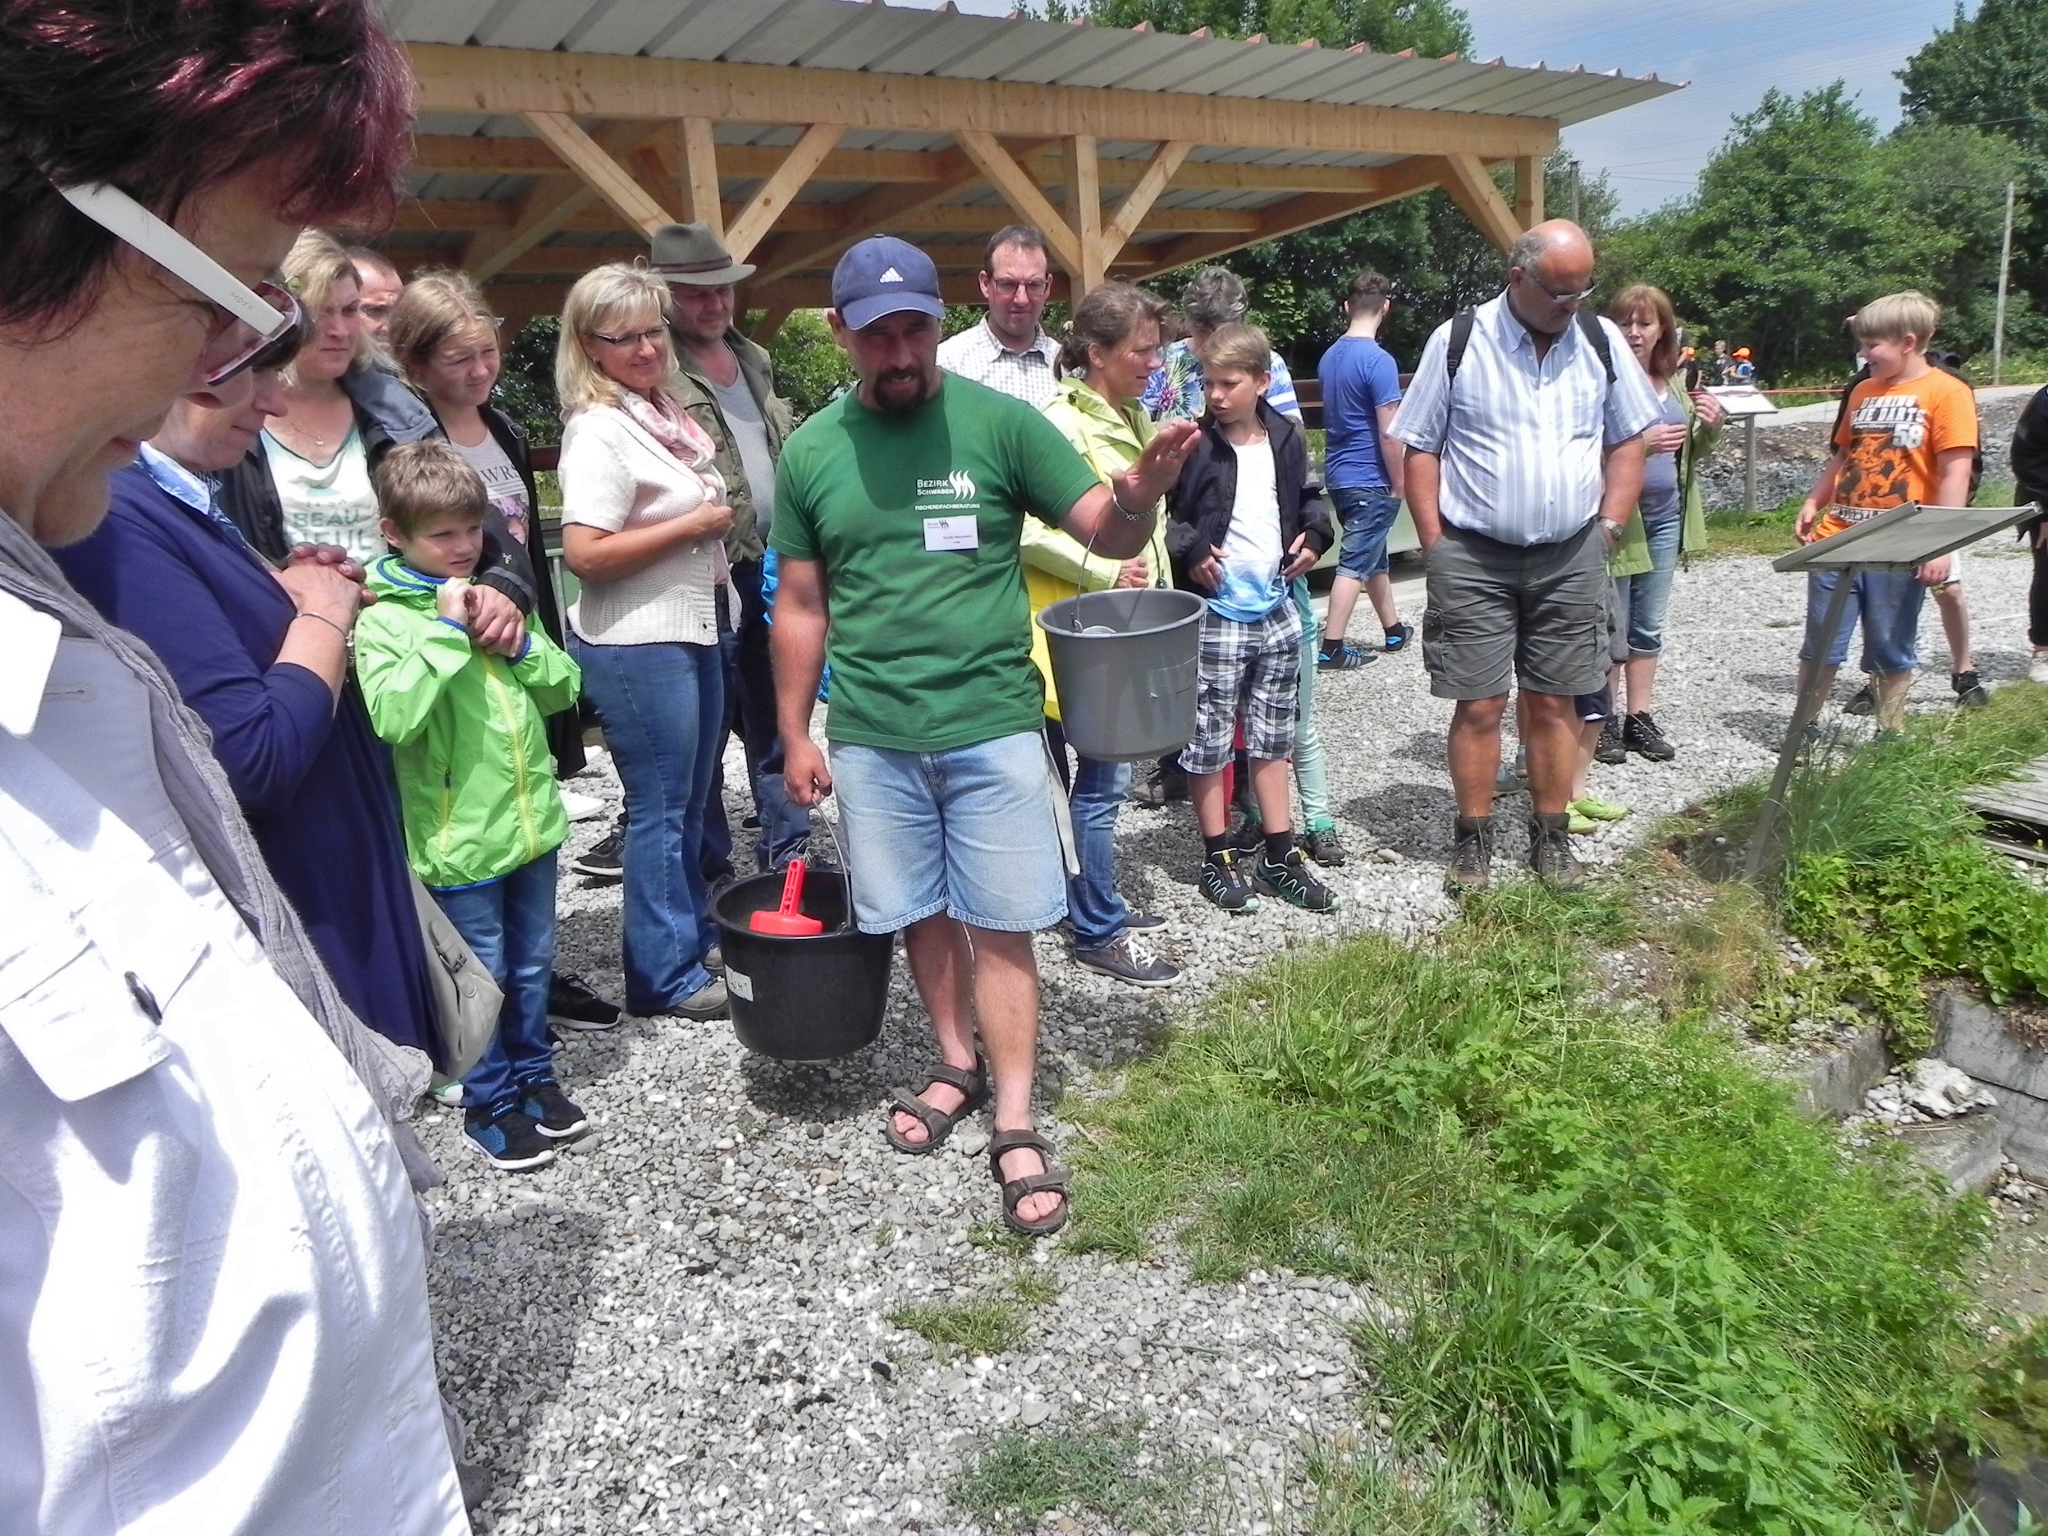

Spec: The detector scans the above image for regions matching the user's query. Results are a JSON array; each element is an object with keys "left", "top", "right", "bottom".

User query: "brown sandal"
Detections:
[
  {"left": 988, "top": 1128, "right": 1070, "bottom": 1238},
  {"left": 883, "top": 1056, "right": 988, "bottom": 1154}
]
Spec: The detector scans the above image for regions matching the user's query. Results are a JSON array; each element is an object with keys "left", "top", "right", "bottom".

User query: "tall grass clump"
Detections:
[{"left": 1074, "top": 881, "right": 1984, "bottom": 1535}]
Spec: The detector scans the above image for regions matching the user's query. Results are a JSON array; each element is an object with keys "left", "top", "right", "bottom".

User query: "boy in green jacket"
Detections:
[{"left": 357, "top": 442, "right": 586, "bottom": 1172}]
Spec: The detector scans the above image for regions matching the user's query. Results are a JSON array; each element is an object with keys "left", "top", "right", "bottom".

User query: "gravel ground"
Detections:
[{"left": 418, "top": 537, "right": 2039, "bottom": 1534}]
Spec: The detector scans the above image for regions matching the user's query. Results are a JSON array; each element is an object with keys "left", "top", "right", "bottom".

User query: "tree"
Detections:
[{"left": 1081, "top": 0, "right": 1467, "bottom": 57}]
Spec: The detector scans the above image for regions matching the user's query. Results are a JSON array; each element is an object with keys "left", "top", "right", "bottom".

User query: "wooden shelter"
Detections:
[{"left": 380, "top": 0, "right": 1678, "bottom": 337}]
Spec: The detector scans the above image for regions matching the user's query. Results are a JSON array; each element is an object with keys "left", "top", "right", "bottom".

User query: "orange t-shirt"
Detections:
[{"left": 1815, "top": 368, "right": 1978, "bottom": 539}]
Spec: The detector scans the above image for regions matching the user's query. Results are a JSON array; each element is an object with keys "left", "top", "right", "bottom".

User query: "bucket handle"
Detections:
[
  {"left": 819, "top": 808, "right": 856, "bottom": 934},
  {"left": 1064, "top": 418, "right": 1157, "bottom": 634}
]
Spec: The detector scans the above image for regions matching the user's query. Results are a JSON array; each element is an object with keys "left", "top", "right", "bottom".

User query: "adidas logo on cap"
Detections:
[{"left": 879, "top": 268, "right": 903, "bottom": 283}]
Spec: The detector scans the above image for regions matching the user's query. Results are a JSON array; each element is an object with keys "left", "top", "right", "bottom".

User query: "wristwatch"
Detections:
[{"left": 1597, "top": 518, "right": 1625, "bottom": 541}]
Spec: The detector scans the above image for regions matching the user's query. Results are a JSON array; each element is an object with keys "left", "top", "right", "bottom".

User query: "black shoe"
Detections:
[
  {"left": 1444, "top": 816, "right": 1494, "bottom": 894},
  {"left": 740, "top": 811, "right": 762, "bottom": 831},
  {"left": 519, "top": 1079, "right": 591, "bottom": 1142},
  {"left": 1074, "top": 936, "right": 1182, "bottom": 988},
  {"left": 1622, "top": 711, "right": 1676, "bottom": 761},
  {"left": 1842, "top": 682, "right": 1876, "bottom": 717},
  {"left": 1229, "top": 814, "right": 1264, "bottom": 854},
  {"left": 1383, "top": 621, "right": 1416, "bottom": 653},
  {"left": 570, "top": 822, "right": 624, "bottom": 880},
  {"left": 1129, "top": 763, "right": 1188, "bottom": 808},
  {"left": 1529, "top": 811, "right": 1588, "bottom": 889},
  {"left": 1122, "top": 910, "right": 1168, "bottom": 932},
  {"left": 1254, "top": 848, "right": 1337, "bottom": 911},
  {"left": 547, "top": 972, "right": 621, "bottom": 1031},
  {"left": 1594, "top": 717, "right": 1626, "bottom": 765},
  {"left": 1302, "top": 825, "right": 1347, "bottom": 866},
  {"left": 1198, "top": 850, "right": 1261, "bottom": 913},
  {"left": 1954, "top": 670, "right": 1991, "bottom": 708},
  {"left": 463, "top": 1105, "right": 558, "bottom": 1171},
  {"left": 1317, "top": 640, "right": 1375, "bottom": 671}
]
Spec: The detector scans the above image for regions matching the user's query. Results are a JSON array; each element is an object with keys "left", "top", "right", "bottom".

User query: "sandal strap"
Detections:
[
  {"left": 986, "top": 1127, "right": 1051, "bottom": 1162},
  {"left": 887, "top": 1090, "right": 949, "bottom": 1137},
  {"left": 925, "top": 1057, "right": 987, "bottom": 1097},
  {"left": 1001, "top": 1168, "right": 1071, "bottom": 1201}
]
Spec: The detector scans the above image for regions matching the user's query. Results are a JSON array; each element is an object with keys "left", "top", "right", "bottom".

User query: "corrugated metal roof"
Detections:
[{"left": 384, "top": 0, "right": 1677, "bottom": 129}]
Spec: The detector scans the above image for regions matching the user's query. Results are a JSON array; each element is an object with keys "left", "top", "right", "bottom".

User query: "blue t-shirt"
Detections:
[{"left": 1317, "top": 335, "right": 1402, "bottom": 490}]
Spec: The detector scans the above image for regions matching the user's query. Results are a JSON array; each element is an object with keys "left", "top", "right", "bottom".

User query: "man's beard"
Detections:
[{"left": 871, "top": 368, "right": 931, "bottom": 417}]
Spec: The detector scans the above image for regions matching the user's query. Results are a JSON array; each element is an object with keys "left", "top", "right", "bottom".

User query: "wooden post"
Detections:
[
  {"left": 679, "top": 117, "right": 723, "bottom": 239},
  {"left": 748, "top": 304, "right": 795, "bottom": 345},
  {"left": 1513, "top": 154, "right": 1543, "bottom": 229},
  {"left": 1066, "top": 134, "right": 1104, "bottom": 297}
]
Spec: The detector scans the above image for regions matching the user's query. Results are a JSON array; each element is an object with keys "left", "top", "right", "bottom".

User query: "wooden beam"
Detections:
[
  {"left": 408, "top": 44, "right": 1559, "bottom": 161},
  {"left": 1102, "top": 140, "right": 1193, "bottom": 259},
  {"left": 489, "top": 240, "right": 1030, "bottom": 277},
  {"left": 463, "top": 180, "right": 597, "bottom": 283},
  {"left": 746, "top": 146, "right": 998, "bottom": 286},
  {"left": 954, "top": 131, "right": 1082, "bottom": 278},
  {"left": 1066, "top": 135, "right": 1105, "bottom": 296},
  {"left": 486, "top": 271, "right": 1065, "bottom": 319},
  {"left": 1439, "top": 152, "right": 1522, "bottom": 254},
  {"left": 725, "top": 123, "right": 844, "bottom": 262},
  {"left": 679, "top": 118, "right": 723, "bottom": 239},
  {"left": 1513, "top": 154, "right": 1543, "bottom": 230},
  {"left": 521, "top": 111, "right": 673, "bottom": 236},
  {"left": 748, "top": 304, "right": 795, "bottom": 344}
]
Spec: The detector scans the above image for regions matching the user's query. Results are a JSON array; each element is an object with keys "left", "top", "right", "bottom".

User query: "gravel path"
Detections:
[{"left": 418, "top": 537, "right": 2039, "bottom": 1535}]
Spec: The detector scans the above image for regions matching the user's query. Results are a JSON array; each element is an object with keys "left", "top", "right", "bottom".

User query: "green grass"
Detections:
[
  {"left": 952, "top": 1417, "right": 1225, "bottom": 1534},
  {"left": 1701, "top": 480, "right": 2021, "bottom": 562},
  {"left": 888, "top": 1298, "right": 1029, "bottom": 1356}
]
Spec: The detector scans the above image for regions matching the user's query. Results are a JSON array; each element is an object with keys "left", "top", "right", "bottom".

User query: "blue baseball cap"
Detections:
[{"left": 832, "top": 236, "right": 944, "bottom": 330}]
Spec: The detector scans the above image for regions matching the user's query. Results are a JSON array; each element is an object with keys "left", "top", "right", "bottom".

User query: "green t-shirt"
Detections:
[{"left": 771, "top": 374, "right": 1103, "bottom": 752}]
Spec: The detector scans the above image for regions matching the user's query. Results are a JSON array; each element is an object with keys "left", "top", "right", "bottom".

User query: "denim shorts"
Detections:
[
  {"left": 829, "top": 730, "right": 1067, "bottom": 934},
  {"left": 1799, "top": 569, "right": 1925, "bottom": 674},
  {"left": 1330, "top": 484, "right": 1403, "bottom": 581}
]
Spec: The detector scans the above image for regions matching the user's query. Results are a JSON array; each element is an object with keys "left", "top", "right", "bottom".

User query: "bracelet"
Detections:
[
  {"left": 1110, "top": 483, "right": 1151, "bottom": 523},
  {"left": 293, "top": 610, "right": 351, "bottom": 642}
]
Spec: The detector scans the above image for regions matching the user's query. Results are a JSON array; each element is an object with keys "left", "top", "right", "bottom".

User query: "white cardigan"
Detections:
[{"left": 559, "top": 401, "right": 735, "bottom": 647}]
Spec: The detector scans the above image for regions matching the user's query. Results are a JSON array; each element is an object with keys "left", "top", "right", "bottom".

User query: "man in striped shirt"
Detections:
[
  {"left": 1392, "top": 220, "right": 1660, "bottom": 894},
  {"left": 935, "top": 224, "right": 1061, "bottom": 410}
]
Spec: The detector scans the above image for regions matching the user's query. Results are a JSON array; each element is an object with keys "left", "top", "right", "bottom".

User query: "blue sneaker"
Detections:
[
  {"left": 519, "top": 1079, "right": 590, "bottom": 1142},
  {"left": 1317, "top": 640, "right": 1376, "bottom": 671},
  {"left": 464, "top": 1105, "right": 558, "bottom": 1171}
]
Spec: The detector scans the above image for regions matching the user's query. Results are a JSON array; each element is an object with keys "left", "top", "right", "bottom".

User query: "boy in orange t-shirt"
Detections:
[{"left": 1793, "top": 291, "right": 1978, "bottom": 732}]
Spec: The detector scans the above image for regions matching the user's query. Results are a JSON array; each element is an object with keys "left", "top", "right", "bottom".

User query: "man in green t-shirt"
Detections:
[{"left": 771, "top": 237, "right": 1196, "bottom": 1238}]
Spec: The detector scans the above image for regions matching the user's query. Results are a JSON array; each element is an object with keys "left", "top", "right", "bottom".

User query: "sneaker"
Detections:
[
  {"left": 2032, "top": 652, "right": 2048, "bottom": 686},
  {"left": 1621, "top": 711, "right": 1676, "bottom": 762},
  {"left": 1842, "top": 682, "right": 1877, "bottom": 717},
  {"left": 570, "top": 822, "right": 623, "bottom": 880},
  {"left": 1566, "top": 808, "right": 1599, "bottom": 835},
  {"left": 519, "top": 1079, "right": 591, "bottom": 1142},
  {"left": 1529, "top": 812, "right": 1588, "bottom": 889},
  {"left": 1302, "top": 824, "right": 1347, "bottom": 866},
  {"left": 1317, "top": 640, "right": 1376, "bottom": 671},
  {"left": 740, "top": 811, "right": 762, "bottom": 831},
  {"left": 1074, "top": 936, "right": 1182, "bottom": 988},
  {"left": 1383, "top": 621, "right": 1416, "bottom": 653},
  {"left": 1444, "top": 816, "right": 1494, "bottom": 894},
  {"left": 1493, "top": 750, "right": 1528, "bottom": 799},
  {"left": 663, "top": 977, "right": 729, "bottom": 1021},
  {"left": 464, "top": 1105, "right": 558, "bottom": 1171},
  {"left": 1198, "top": 850, "right": 1261, "bottom": 913},
  {"left": 1954, "top": 670, "right": 1991, "bottom": 708},
  {"left": 1568, "top": 795, "right": 1629, "bottom": 823},
  {"left": 705, "top": 945, "right": 724, "bottom": 974},
  {"left": 559, "top": 786, "right": 607, "bottom": 823},
  {"left": 547, "top": 972, "right": 621, "bottom": 1031},
  {"left": 1594, "top": 717, "right": 1627, "bottom": 765},
  {"left": 1229, "top": 814, "right": 1264, "bottom": 854},
  {"left": 1254, "top": 848, "right": 1337, "bottom": 911},
  {"left": 430, "top": 1080, "right": 464, "bottom": 1108},
  {"left": 1122, "top": 910, "right": 1168, "bottom": 932}
]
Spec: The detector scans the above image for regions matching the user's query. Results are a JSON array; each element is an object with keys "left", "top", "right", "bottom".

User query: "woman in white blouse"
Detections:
[{"left": 558, "top": 264, "right": 735, "bottom": 1021}]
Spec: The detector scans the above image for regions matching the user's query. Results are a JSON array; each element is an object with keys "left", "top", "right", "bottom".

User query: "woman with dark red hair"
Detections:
[{"left": 0, "top": 2, "right": 468, "bottom": 1529}]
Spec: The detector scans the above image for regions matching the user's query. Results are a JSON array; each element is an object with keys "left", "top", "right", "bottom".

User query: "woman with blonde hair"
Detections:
[{"left": 557, "top": 263, "right": 736, "bottom": 1021}]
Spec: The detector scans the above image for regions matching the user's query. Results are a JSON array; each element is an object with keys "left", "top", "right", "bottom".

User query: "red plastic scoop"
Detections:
[{"left": 749, "top": 859, "right": 825, "bottom": 936}]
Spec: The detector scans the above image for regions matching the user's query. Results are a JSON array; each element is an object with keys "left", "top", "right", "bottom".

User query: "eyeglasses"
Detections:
[
  {"left": 1517, "top": 269, "right": 1598, "bottom": 306},
  {"left": 54, "top": 181, "right": 303, "bottom": 386},
  {"left": 988, "top": 277, "right": 1052, "bottom": 299},
  {"left": 586, "top": 324, "right": 669, "bottom": 349}
]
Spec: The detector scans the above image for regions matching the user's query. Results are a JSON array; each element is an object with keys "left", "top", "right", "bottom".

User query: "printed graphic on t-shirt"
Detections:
[{"left": 1816, "top": 373, "right": 1978, "bottom": 540}]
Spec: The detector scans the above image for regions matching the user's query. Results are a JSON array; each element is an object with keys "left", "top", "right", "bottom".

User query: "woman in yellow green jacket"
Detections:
[{"left": 1030, "top": 283, "right": 1179, "bottom": 989}]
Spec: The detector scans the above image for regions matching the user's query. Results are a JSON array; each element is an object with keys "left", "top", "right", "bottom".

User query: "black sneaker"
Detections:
[
  {"left": 1198, "top": 850, "right": 1261, "bottom": 913},
  {"left": 1842, "top": 682, "right": 1877, "bottom": 717},
  {"left": 1444, "top": 816, "right": 1494, "bottom": 894},
  {"left": 1622, "top": 711, "right": 1677, "bottom": 762},
  {"left": 1123, "top": 910, "right": 1168, "bottom": 932},
  {"left": 1383, "top": 621, "right": 1416, "bottom": 653},
  {"left": 1317, "top": 640, "right": 1376, "bottom": 671},
  {"left": 1229, "top": 814, "right": 1264, "bottom": 854},
  {"left": 1954, "top": 670, "right": 1991, "bottom": 708},
  {"left": 1074, "top": 936, "right": 1182, "bottom": 988},
  {"left": 1302, "top": 825, "right": 1347, "bottom": 866},
  {"left": 1594, "top": 717, "right": 1627, "bottom": 765},
  {"left": 1129, "top": 762, "right": 1188, "bottom": 808},
  {"left": 1529, "top": 811, "right": 1588, "bottom": 889},
  {"left": 463, "top": 1105, "right": 558, "bottom": 1171},
  {"left": 1255, "top": 848, "right": 1337, "bottom": 911},
  {"left": 547, "top": 971, "right": 621, "bottom": 1031},
  {"left": 740, "top": 811, "right": 762, "bottom": 831},
  {"left": 570, "top": 821, "right": 624, "bottom": 880},
  {"left": 519, "top": 1079, "right": 591, "bottom": 1142}
]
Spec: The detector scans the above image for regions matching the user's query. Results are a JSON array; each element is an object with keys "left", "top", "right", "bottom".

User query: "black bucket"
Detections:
[{"left": 709, "top": 870, "right": 893, "bottom": 1061}]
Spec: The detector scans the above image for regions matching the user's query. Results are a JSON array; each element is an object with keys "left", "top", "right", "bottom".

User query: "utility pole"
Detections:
[{"left": 1994, "top": 179, "right": 2016, "bottom": 387}]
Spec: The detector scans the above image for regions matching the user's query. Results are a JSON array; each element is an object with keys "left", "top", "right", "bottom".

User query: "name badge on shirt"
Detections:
[{"left": 923, "top": 515, "right": 979, "bottom": 552}]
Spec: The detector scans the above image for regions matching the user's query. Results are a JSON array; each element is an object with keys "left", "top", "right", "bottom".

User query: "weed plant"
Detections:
[
  {"left": 1073, "top": 881, "right": 1984, "bottom": 1535},
  {"left": 952, "top": 1417, "right": 1221, "bottom": 1533},
  {"left": 888, "top": 1299, "right": 1028, "bottom": 1356}
]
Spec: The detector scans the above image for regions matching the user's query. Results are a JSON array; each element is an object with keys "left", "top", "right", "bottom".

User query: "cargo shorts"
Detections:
[{"left": 1421, "top": 518, "right": 1610, "bottom": 700}]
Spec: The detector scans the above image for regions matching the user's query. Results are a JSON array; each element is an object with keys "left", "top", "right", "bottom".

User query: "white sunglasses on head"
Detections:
[{"left": 55, "top": 180, "right": 304, "bottom": 385}]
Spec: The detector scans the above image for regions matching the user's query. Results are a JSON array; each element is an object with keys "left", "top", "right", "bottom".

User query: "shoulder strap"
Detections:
[
  {"left": 1444, "top": 307, "right": 1477, "bottom": 387},
  {"left": 1574, "top": 309, "right": 1616, "bottom": 383}
]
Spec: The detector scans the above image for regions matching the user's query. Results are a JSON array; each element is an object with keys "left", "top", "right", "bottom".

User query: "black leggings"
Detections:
[{"left": 2032, "top": 531, "right": 2048, "bottom": 649}]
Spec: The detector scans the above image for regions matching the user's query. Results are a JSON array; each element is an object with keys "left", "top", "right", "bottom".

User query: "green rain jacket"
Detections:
[
  {"left": 1609, "top": 380, "right": 1717, "bottom": 578},
  {"left": 354, "top": 555, "right": 583, "bottom": 889}
]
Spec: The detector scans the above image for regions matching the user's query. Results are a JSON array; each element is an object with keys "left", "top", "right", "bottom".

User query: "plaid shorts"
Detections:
[{"left": 1182, "top": 601, "right": 1304, "bottom": 775}]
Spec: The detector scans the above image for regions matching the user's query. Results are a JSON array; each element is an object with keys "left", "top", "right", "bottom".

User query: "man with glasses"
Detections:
[
  {"left": 935, "top": 225, "right": 1061, "bottom": 409},
  {"left": 1392, "top": 219, "right": 1660, "bottom": 894}
]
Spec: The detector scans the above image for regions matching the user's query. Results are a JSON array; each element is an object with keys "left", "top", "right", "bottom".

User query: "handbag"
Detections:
[{"left": 409, "top": 870, "right": 502, "bottom": 1084}]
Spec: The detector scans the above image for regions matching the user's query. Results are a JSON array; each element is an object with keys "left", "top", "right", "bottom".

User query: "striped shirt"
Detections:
[
  {"left": 1142, "top": 340, "right": 1302, "bottom": 424},
  {"left": 1392, "top": 293, "right": 1662, "bottom": 547},
  {"left": 935, "top": 319, "right": 1060, "bottom": 409}
]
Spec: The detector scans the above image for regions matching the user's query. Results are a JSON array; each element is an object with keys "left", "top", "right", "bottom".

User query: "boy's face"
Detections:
[
  {"left": 385, "top": 509, "right": 486, "bottom": 579},
  {"left": 1860, "top": 333, "right": 1919, "bottom": 382},
  {"left": 1203, "top": 364, "right": 1269, "bottom": 425}
]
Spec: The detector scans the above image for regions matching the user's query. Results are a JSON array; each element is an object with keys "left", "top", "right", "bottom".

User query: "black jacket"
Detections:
[
  {"left": 2013, "top": 385, "right": 2048, "bottom": 534},
  {"left": 1163, "top": 400, "right": 1333, "bottom": 592}
]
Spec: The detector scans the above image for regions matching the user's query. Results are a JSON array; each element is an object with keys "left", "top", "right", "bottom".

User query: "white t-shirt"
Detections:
[
  {"left": 1211, "top": 437, "right": 1286, "bottom": 621},
  {"left": 450, "top": 427, "right": 531, "bottom": 546},
  {"left": 262, "top": 426, "right": 384, "bottom": 566},
  {"left": 709, "top": 373, "right": 777, "bottom": 535}
]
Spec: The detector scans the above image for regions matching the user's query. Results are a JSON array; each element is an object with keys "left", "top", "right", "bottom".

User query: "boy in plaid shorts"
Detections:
[{"left": 1165, "top": 324, "right": 1337, "bottom": 913}]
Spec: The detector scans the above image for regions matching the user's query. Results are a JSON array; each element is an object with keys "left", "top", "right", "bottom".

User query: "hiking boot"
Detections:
[
  {"left": 1842, "top": 682, "right": 1876, "bottom": 717},
  {"left": 519, "top": 1079, "right": 591, "bottom": 1142},
  {"left": 1198, "top": 850, "right": 1261, "bottom": 913},
  {"left": 1302, "top": 824, "right": 1347, "bottom": 866},
  {"left": 1593, "top": 717, "right": 1627, "bottom": 765},
  {"left": 662, "top": 977, "right": 729, "bottom": 1021},
  {"left": 1074, "top": 936, "right": 1182, "bottom": 988},
  {"left": 1954, "top": 670, "right": 1991, "bottom": 708},
  {"left": 547, "top": 971, "right": 621, "bottom": 1031},
  {"left": 1444, "top": 816, "right": 1494, "bottom": 894},
  {"left": 1384, "top": 621, "right": 1416, "bottom": 654},
  {"left": 1254, "top": 848, "right": 1337, "bottom": 911},
  {"left": 1129, "top": 761, "right": 1188, "bottom": 808},
  {"left": 1622, "top": 711, "right": 1676, "bottom": 761},
  {"left": 1529, "top": 811, "right": 1588, "bottom": 889},
  {"left": 570, "top": 820, "right": 624, "bottom": 879},
  {"left": 1317, "top": 640, "right": 1375, "bottom": 671},
  {"left": 464, "top": 1105, "right": 559, "bottom": 1171}
]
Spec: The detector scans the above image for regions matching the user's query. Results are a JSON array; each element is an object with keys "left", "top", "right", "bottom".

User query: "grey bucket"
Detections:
[{"left": 1037, "top": 588, "right": 1203, "bottom": 762}]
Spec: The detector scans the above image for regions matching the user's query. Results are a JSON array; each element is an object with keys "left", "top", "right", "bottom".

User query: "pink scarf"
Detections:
[{"left": 621, "top": 388, "right": 731, "bottom": 584}]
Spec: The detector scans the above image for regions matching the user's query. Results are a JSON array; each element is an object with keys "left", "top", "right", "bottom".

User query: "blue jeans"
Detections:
[
  {"left": 571, "top": 636, "right": 723, "bottom": 1013},
  {"left": 1799, "top": 569, "right": 1925, "bottom": 674},
  {"left": 1330, "top": 484, "right": 1402, "bottom": 582},
  {"left": 1045, "top": 719, "right": 1133, "bottom": 950},
  {"left": 1611, "top": 510, "right": 1682, "bottom": 658},
  {"left": 704, "top": 561, "right": 811, "bottom": 876},
  {"left": 436, "top": 851, "right": 558, "bottom": 1118}
]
